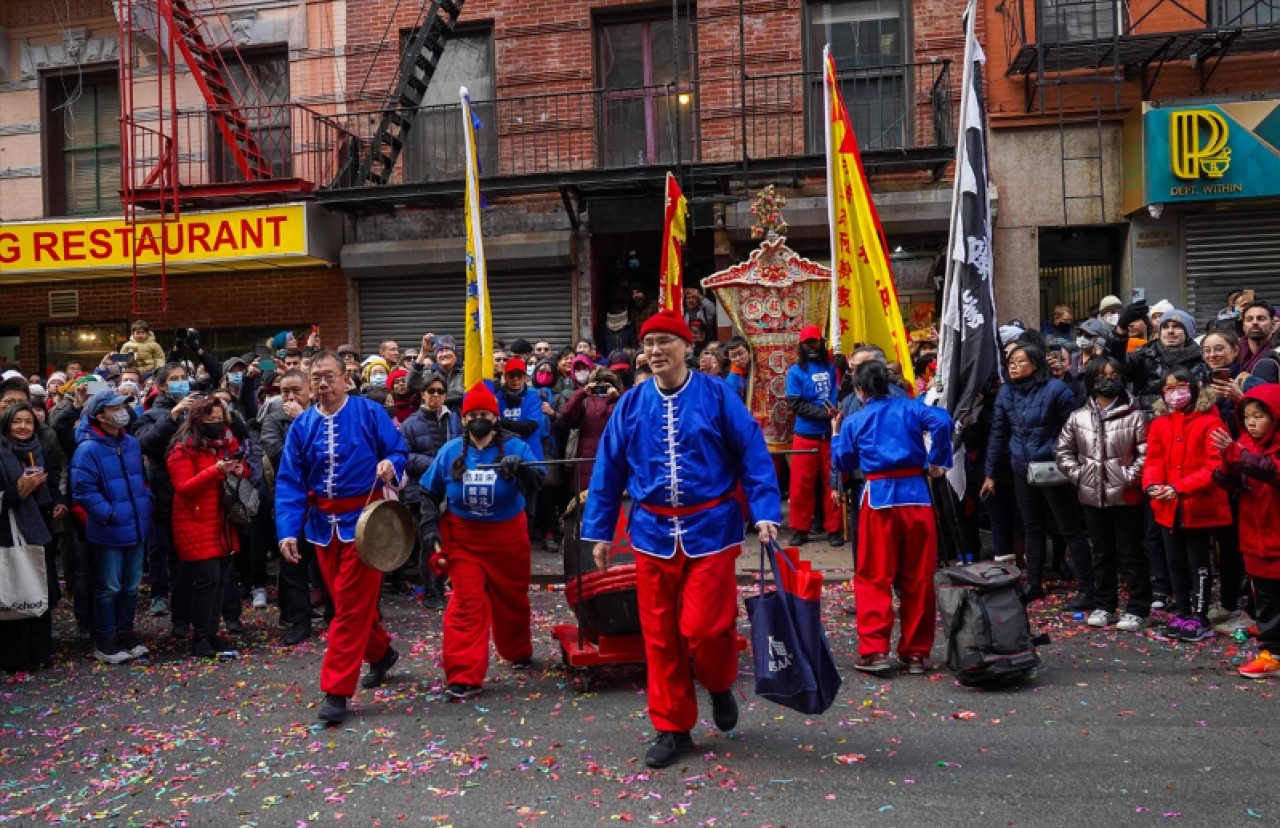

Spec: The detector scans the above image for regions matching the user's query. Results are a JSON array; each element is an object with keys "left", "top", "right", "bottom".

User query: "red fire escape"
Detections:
[{"left": 115, "top": 0, "right": 317, "bottom": 315}]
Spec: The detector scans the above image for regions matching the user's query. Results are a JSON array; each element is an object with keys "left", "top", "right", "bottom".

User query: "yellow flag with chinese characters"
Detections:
[
  {"left": 659, "top": 172, "right": 688, "bottom": 313},
  {"left": 824, "top": 46, "right": 914, "bottom": 386},
  {"left": 461, "top": 86, "right": 493, "bottom": 388}
]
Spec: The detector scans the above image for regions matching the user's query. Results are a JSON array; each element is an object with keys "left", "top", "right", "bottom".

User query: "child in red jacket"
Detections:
[
  {"left": 1143, "top": 370, "right": 1231, "bottom": 643},
  {"left": 1212, "top": 385, "right": 1280, "bottom": 679}
]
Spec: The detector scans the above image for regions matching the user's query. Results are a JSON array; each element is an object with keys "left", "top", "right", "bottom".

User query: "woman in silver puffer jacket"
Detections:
[{"left": 1056, "top": 356, "right": 1151, "bottom": 633}]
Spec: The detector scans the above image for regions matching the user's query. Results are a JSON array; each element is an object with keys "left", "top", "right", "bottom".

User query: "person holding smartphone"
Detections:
[{"left": 560, "top": 367, "right": 622, "bottom": 488}]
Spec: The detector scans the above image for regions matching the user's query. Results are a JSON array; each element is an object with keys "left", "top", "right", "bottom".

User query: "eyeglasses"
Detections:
[
  {"left": 534, "top": 346, "right": 552, "bottom": 353},
  {"left": 425, "top": 388, "right": 446, "bottom": 396},
  {"left": 1006, "top": 357, "right": 1031, "bottom": 367},
  {"left": 642, "top": 336, "right": 681, "bottom": 352}
]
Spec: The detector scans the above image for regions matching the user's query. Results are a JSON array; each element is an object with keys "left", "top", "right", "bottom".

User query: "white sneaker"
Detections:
[
  {"left": 1213, "top": 611, "right": 1254, "bottom": 635},
  {"left": 1116, "top": 613, "right": 1146, "bottom": 632},
  {"left": 94, "top": 646, "right": 132, "bottom": 665},
  {"left": 993, "top": 554, "right": 1016, "bottom": 564},
  {"left": 1087, "top": 610, "right": 1116, "bottom": 628},
  {"left": 1207, "top": 603, "right": 1231, "bottom": 624},
  {"left": 252, "top": 588, "right": 268, "bottom": 609}
]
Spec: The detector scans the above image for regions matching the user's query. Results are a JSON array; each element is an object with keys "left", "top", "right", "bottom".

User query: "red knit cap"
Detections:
[
  {"left": 504, "top": 357, "right": 527, "bottom": 376},
  {"left": 639, "top": 309, "right": 694, "bottom": 343},
  {"left": 461, "top": 382, "right": 500, "bottom": 417},
  {"left": 799, "top": 324, "right": 823, "bottom": 342}
]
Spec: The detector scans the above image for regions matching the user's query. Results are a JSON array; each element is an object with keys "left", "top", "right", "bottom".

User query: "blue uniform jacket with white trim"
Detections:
[
  {"left": 275, "top": 395, "right": 408, "bottom": 546},
  {"left": 581, "top": 371, "right": 782, "bottom": 558},
  {"left": 832, "top": 395, "right": 953, "bottom": 509},
  {"left": 786, "top": 362, "right": 838, "bottom": 436}
]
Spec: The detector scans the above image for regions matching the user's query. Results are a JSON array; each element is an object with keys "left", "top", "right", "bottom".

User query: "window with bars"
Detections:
[
  {"left": 1036, "top": 0, "right": 1123, "bottom": 43},
  {"left": 401, "top": 29, "right": 497, "bottom": 182},
  {"left": 596, "top": 17, "right": 695, "bottom": 167},
  {"left": 807, "top": 0, "right": 909, "bottom": 152},
  {"left": 212, "top": 49, "right": 291, "bottom": 182},
  {"left": 46, "top": 75, "right": 121, "bottom": 216}
]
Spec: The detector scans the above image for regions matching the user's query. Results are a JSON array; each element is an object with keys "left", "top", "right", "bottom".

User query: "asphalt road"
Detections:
[{"left": 1, "top": 585, "right": 1276, "bottom": 827}]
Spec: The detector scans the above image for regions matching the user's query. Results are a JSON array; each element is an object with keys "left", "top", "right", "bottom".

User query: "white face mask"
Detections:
[
  {"left": 574, "top": 370, "right": 590, "bottom": 384},
  {"left": 111, "top": 409, "right": 131, "bottom": 427},
  {"left": 1102, "top": 312, "right": 1120, "bottom": 327},
  {"left": 1076, "top": 336, "right": 1092, "bottom": 350}
]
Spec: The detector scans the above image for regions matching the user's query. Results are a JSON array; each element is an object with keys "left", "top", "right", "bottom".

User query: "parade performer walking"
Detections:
[
  {"left": 786, "top": 325, "right": 842, "bottom": 546},
  {"left": 582, "top": 309, "right": 782, "bottom": 769},
  {"left": 833, "top": 360, "right": 952, "bottom": 676},
  {"left": 275, "top": 350, "right": 408, "bottom": 725},
  {"left": 418, "top": 382, "right": 544, "bottom": 700}
]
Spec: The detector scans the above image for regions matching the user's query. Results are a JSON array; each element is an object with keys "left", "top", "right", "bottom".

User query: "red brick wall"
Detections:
[{"left": 0, "top": 267, "right": 348, "bottom": 373}]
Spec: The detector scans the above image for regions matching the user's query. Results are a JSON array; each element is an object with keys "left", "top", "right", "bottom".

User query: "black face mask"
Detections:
[
  {"left": 1055, "top": 321, "right": 1073, "bottom": 334},
  {"left": 201, "top": 422, "right": 224, "bottom": 440},
  {"left": 1094, "top": 377, "right": 1125, "bottom": 399},
  {"left": 802, "top": 346, "right": 824, "bottom": 362},
  {"left": 466, "top": 419, "right": 494, "bottom": 439}
]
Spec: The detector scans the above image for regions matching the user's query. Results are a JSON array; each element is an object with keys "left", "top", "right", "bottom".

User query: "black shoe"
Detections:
[
  {"left": 281, "top": 625, "right": 311, "bottom": 646},
  {"left": 710, "top": 690, "right": 738, "bottom": 732},
  {"left": 210, "top": 635, "right": 237, "bottom": 654},
  {"left": 223, "top": 619, "right": 245, "bottom": 636},
  {"left": 511, "top": 659, "right": 533, "bottom": 671},
  {"left": 171, "top": 624, "right": 191, "bottom": 641},
  {"left": 787, "top": 531, "right": 810, "bottom": 546},
  {"left": 1065, "top": 593, "right": 1093, "bottom": 612},
  {"left": 422, "top": 592, "right": 446, "bottom": 612},
  {"left": 318, "top": 693, "right": 348, "bottom": 725},
  {"left": 543, "top": 537, "right": 562, "bottom": 555},
  {"left": 445, "top": 683, "right": 482, "bottom": 701},
  {"left": 644, "top": 731, "right": 694, "bottom": 769},
  {"left": 1023, "top": 583, "right": 1046, "bottom": 604},
  {"left": 191, "top": 638, "right": 216, "bottom": 659},
  {"left": 361, "top": 646, "right": 399, "bottom": 689},
  {"left": 825, "top": 531, "right": 845, "bottom": 547}
]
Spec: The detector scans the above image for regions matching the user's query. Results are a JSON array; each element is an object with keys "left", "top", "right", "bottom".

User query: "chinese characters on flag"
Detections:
[{"left": 823, "top": 46, "right": 915, "bottom": 386}]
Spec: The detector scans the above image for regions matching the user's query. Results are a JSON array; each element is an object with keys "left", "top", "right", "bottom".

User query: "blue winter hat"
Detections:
[
  {"left": 271, "top": 330, "right": 292, "bottom": 349},
  {"left": 84, "top": 389, "right": 130, "bottom": 418},
  {"left": 1160, "top": 309, "right": 1196, "bottom": 339}
]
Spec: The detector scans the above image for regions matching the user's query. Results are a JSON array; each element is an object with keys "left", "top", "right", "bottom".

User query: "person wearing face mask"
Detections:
[
  {"left": 529, "top": 359, "right": 565, "bottom": 553},
  {"left": 1144, "top": 369, "right": 1232, "bottom": 643},
  {"left": 71, "top": 390, "right": 153, "bottom": 665},
  {"left": 220, "top": 355, "right": 263, "bottom": 422},
  {"left": 785, "top": 326, "right": 842, "bottom": 547},
  {"left": 361, "top": 356, "right": 391, "bottom": 392},
  {"left": 276, "top": 351, "right": 408, "bottom": 725},
  {"left": 557, "top": 355, "right": 597, "bottom": 412},
  {"left": 402, "top": 372, "right": 462, "bottom": 610},
  {"left": 833, "top": 360, "right": 952, "bottom": 676},
  {"left": 132, "top": 362, "right": 201, "bottom": 627},
  {"left": 166, "top": 398, "right": 248, "bottom": 660},
  {"left": 1098, "top": 295, "right": 1124, "bottom": 330},
  {"left": 418, "top": 383, "right": 544, "bottom": 700},
  {"left": 1055, "top": 357, "right": 1151, "bottom": 633},
  {"left": 981, "top": 344, "right": 1094, "bottom": 606},
  {"left": 1040, "top": 304, "right": 1076, "bottom": 340}
]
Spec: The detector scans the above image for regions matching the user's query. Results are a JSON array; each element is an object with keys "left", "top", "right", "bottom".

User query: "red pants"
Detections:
[
  {"left": 789, "top": 435, "right": 841, "bottom": 534},
  {"left": 316, "top": 536, "right": 392, "bottom": 697},
  {"left": 440, "top": 512, "right": 533, "bottom": 686},
  {"left": 855, "top": 501, "right": 937, "bottom": 659},
  {"left": 634, "top": 546, "right": 740, "bottom": 733}
]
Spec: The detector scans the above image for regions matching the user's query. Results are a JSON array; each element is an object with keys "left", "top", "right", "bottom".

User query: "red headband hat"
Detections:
[
  {"left": 799, "top": 325, "right": 824, "bottom": 342},
  {"left": 461, "top": 382, "right": 500, "bottom": 417},
  {"left": 640, "top": 309, "right": 694, "bottom": 343}
]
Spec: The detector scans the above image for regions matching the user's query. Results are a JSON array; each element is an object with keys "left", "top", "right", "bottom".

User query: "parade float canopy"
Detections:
[{"left": 703, "top": 236, "right": 831, "bottom": 449}]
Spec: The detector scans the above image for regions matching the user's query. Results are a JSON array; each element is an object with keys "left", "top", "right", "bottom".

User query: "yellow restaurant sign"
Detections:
[{"left": 0, "top": 203, "right": 335, "bottom": 276}]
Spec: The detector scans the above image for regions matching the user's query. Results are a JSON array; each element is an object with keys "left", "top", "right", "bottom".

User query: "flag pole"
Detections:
[{"left": 823, "top": 45, "right": 840, "bottom": 354}]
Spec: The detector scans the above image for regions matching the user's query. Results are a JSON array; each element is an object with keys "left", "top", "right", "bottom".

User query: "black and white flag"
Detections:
[{"left": 936, "top": 0, "right": 1000, "bottom": 496}]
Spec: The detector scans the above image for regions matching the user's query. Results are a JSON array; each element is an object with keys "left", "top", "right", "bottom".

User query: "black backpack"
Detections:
[{"left": 935, "top": 562, "right": 1045, "bottom": 686}]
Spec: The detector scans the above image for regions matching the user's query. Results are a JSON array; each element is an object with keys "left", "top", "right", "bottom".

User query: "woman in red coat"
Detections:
[
  {"left": 559, "top": 367, "right": 622, "bottom": 491},
  {"left": 167, "top": 398, "right": 247, "bottom": 659},
  {"left": 1143, "top": 369, "right": 1231, "bottom": 643}
]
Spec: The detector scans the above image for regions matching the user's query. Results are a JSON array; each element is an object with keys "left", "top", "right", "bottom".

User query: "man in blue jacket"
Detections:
[
  {"left": 785, "top": 326, "right": 842, "bottom": 546},
  {"left": 71, "top": 390, "right": 153, "bottom": 665}
]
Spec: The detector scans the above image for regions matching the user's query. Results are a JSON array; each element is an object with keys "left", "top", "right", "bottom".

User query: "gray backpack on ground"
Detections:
[{"left": 935, "top": 562, "right": 1042, "bottom": 686}]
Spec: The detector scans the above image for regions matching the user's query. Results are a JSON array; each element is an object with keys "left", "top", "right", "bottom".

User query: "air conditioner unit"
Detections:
[{"left": 48, "top": 290, "right": 79, "bottom": 318}]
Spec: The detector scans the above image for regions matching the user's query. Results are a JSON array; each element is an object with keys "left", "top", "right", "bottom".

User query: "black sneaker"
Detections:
[
  {"left": 644, "top": 731, "right": 694, "bottom": 769},
  {"left": 511, "top": 659, "right": 533, "bottom": 671},
  {"left": 118, "top": 632, "right": 150, "bottom": 659},
  {"left": 422, "top": 592, "right": 446, "bottom": 612},
  {"left": 445, "top": 683, "right": 482, "bottom": 701},
  {"left": 361, "top": 646, "right": 400, "bottom": 689},
  {"left": 318, "top": 693, "right": 349, "bottom": 725},
  {"left": 210, "top": 634, "right": 237, "bottom": 653},
  {"left": 171, "top": 624, "right": 191, "bottom": 641},
  {"left": 543, "top": 536, "right": 562, "bottom": 555},
  {"left": 281, "top": 625, "right": 311, "bottom": 646},
  {"left": 223, "top": 619, "right": 245, "bottom": 636},
  {"left": 787, "top": 531, "right": 810, "bottom": 546},
  {"left": 710, "top": 690, "right": 738, "bottom": 732},
  {"left": 94, "top": 636, "right": 132, "bottom": 665},
  {"left": 1065, "top": 593, "right": 1094, "bottom": 612}
]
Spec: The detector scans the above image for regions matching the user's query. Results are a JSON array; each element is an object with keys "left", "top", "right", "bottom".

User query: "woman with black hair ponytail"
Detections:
[
  {"left": 419, "top": 383, "right": 545, "bottom": 701},
  {"left": 832, "top": 359, "right": 953, "bottom": 677}
]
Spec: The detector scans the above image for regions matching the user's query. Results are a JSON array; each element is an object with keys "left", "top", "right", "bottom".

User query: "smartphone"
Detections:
[
  {"left": 1213, "top": 368, "right": 1232, "bottom": 382},
  {"left": 110, "top": 353, "right": 134, "bottom": 364},
  {"left": 259, "top": 358, "right": 277, "bottom": 372},
  {"left": 1130, "top": 287, "right": 1146, "bottom": 303},
  {"left": 83, "top": 377, "right": 110, "bottom": 396}
]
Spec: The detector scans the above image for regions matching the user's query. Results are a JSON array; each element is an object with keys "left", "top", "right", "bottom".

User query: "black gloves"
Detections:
[
  {"left": 500, "top": 453, "right": 524, "bottom": 480},
  {"left": 1118, "top": 301, "right": 1150, "bottom": 330}
]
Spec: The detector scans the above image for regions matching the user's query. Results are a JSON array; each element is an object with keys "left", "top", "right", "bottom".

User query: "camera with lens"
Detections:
[{"left": 174, "top": 328, "right": 201, "bottom": 348}]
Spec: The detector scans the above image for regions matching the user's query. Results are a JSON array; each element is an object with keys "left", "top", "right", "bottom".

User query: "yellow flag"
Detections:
[
  {"left": 824, "top": 46, "right": 914, "bottom": 387},
  {"left": 659, "top": 172, "right": 688, "bottom": 313},
  {"left": 461, "top": 87, "right": 493, "bottom": 389}
]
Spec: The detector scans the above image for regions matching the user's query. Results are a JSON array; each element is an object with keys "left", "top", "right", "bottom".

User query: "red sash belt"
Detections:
[
  {"left": 307, "top": 490, "right": 380, "bottom": 515},
  {"left": 639, "top": 493, "right": 733, "bottom": 518},
  {"left": 865, "top": 467, "right": 922, "bottom": 481}
]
